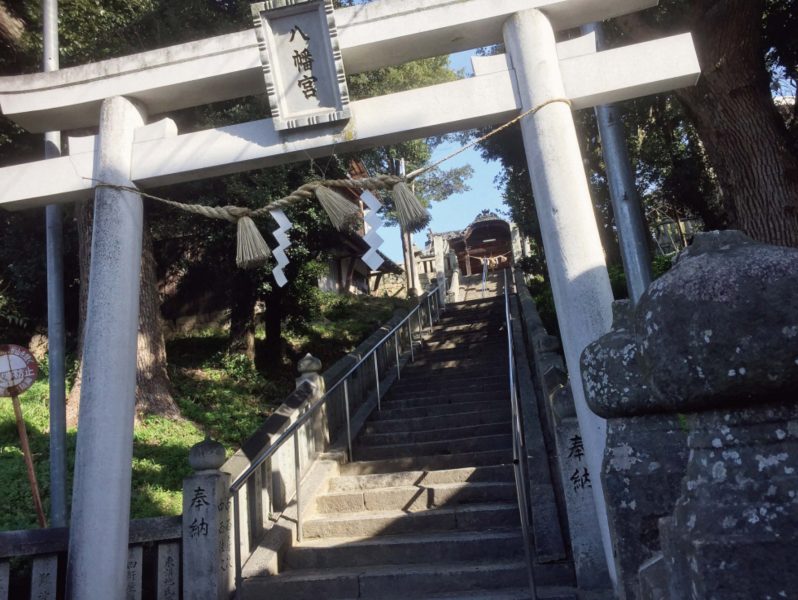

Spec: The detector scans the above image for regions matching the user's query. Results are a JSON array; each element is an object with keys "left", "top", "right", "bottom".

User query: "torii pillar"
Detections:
[
  {"left": 66, "top": 96, "right": 147, "bottom": 599},
  {"left": 504, "top": 10, "right": 617, "bottom": 583}
]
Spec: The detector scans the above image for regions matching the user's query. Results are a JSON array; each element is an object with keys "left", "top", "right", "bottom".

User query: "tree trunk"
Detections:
[
  {"left": 0, "top": 2, "right": 23, "bottom": 46},
  {"left": 66, "top": 200, "right": 93, "bottom": 426},
  {"left": 228, "top": 269, "right": 257, "bottom": 362},
  {"left": 618, "top": 0, "right": 798, "bottom": 247},
  {"left": 674, "top": 0, "right": 798, "bottom": 247},
  {"left": 67, "top": 205, "right": 178, "bottom": 426},
  {"left": 135, "top": 214, "right": 179, "bottom": 418},
  {"left": 263, "top": 286, "right": 283, "bottom": 370}
]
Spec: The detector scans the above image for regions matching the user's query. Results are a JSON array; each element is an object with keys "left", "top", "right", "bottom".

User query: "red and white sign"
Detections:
[{"left": 0, "top": 344, "right": 38, "bottom": 397}]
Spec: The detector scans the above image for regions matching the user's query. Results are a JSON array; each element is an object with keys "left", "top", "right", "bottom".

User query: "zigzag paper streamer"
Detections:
[
  {"left": 360, "top": 190, "right": 385, "bottom": 271},
  {"left": 269, "top": 208, "right": 292, "bottom": 288}
]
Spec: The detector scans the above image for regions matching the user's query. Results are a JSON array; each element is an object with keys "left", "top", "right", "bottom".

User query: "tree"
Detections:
[
  {"left": 0, "top": 2, "right": 22, "bottom": 48},
  {"left": 614, "top": 0, "right": 798, "bottom": 247},
  {"left": 1, "top": 0, "right": 250, "bottom": 420}
]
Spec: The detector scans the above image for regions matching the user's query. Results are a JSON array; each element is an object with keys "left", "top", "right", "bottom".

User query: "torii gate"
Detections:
[{"left": 0, "top": 0, "right": 699, "bottom": 597}]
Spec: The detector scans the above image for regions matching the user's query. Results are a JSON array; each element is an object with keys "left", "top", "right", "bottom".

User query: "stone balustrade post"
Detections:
[
  {"left": 296, "top": 353, "right": 325, "bottom": 398},
  {"left": 182, "top": 437, "right": 232, "bottom": 600},
  {"left": 297, "top": 353, "right": 326, "bottom": 454},
  {"left": 582, "top": 231, "right": 798, "bottom": 599}
]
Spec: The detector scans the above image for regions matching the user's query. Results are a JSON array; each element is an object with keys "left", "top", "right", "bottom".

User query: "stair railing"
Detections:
[
  {"left": 229, "top": 285, "right": 441, "bottom": 598},
  {"left": 503, "top": 269, "right": 538, "bottom": 599},
  {"left": 481, "top": 258, "right": 489, "bottom": 297}
]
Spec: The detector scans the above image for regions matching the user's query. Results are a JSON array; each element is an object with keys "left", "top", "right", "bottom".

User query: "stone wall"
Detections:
[{"left": 581, "top": 231, "right": 798, "bottom": 599}]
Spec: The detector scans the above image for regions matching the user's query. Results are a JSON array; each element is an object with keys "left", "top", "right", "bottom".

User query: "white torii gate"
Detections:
[{"left": 0, "top": 0, "right": 699, "bottom": 597}]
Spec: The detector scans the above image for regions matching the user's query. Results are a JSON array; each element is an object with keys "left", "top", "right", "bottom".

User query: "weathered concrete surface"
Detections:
[
  {"left": 514, "top": 270, "right": 612, "bottom": 593},
  {"left": 183, "top": 438, "right": 232, "bottom": 600},
  {"left": 0, "top": 33, "right": 699, "bottom": 210},
  {"left": 0, "top": 0, "right": 659, "bottom": 132},
  {"left": 661, "top": 405, "right": 798, "bottom": 599},
  {"left": 505, "top": 9, "right": 617, "bottom": 584},
  {"left": 602, "top": 415, "right": 688, "bottom": 600},
  {"left": 582, "top": 231, "right": 798, "bottom": 599},
  {"left": 66, "top": 96, "right": 147, "bottom": 600},
  {"left": 583, "top": 231, "right": 798, "bottom": 416}
]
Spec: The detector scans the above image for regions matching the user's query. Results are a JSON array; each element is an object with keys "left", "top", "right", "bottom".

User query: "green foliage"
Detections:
[
  {"left": 346, "top": 54, "right": 474, "bottom": 224},
  {"left": 651, "top": 254, "right": 674, "bottom": 279},
  {"left": 286, "top": 292, "right": 411, "bottom": 366},
  {"left": 527, "top": 278, "right": 559, "bottom": 338},
  {"left": 0, "top": 287, "right": 403, "bottom": 529}
]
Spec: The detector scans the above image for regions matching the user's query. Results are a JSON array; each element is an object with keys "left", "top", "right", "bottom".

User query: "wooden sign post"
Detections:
[{"left": 0, "top": 344, "right": 47, "bottom": 528}]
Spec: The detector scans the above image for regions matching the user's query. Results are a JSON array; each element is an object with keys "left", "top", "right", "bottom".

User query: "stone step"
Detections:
[
  {"left": 422, "top": 341, "right": 506, "bottom": 354},
  {"left": 441, "top": 302, "right": 504, "bottom": 314},
  {"left": 244, "top": 561, "right": 529, "bottom": 599},
  {"left": 303, "top": 502, "right": 519, "bottom": 539},
  {"left": 408, "top": 351, "right": 506, "bottom": 366},
  {"left": 427, "top": 322, "right": 504, "bottom": 335},
  {"left": 424, "top": 332, "right": 500, "bottom": 346},
  {"left": 358, "top": 420, "right": 510, "bottom": 446},
  {"left": 424, "top": 323, "right": 500, "bottom": 342},
  {"left": 428, "top": 319, "right": 502, "bottom": 332},
  {"left": 355, "top": 433, "right": 512, "bottom": 461},
  {"left": 362, "top": 408, "right": 510, "bottom": 434},
  {"left": 285, "top": 529, "right": 523, "bottom": 570},
  {"left": 389, "top": 375, "right": 507, "bottom": 396},
  {"left": 402, "top": 358, "right": 509, "bottom": 373},
  {"left": 379, "top": 391, "right": 508, "bottom": 411},
  {"left": 401, "top": 361, "right": 508, "bottom": 377},
  {"left": 328, "top": 465, "right": 515, "bottom": 492},
  {"left": 422, "top": 342, "right": 503, "bottom": 355},
  {"left": 409, "top": 588, "right": 578, "bottom": 600},
  {"left": 341, "top": 447, "right": 512, "bottom": 476},
  {"left": 315, "top": 481, "right": 517, "bottom": 514},
  {"left": 371, "top": 399, "right": 510, "bottom": 421}
]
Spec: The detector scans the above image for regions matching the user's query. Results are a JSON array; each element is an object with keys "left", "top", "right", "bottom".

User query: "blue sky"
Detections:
[{"left": 378, "top": 51, "right": 507, "bottom": 263}]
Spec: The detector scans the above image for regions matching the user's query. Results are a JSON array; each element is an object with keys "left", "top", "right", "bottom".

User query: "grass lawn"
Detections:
[{"left": 0, "top": 293, "right": 409, "bottom": 531}]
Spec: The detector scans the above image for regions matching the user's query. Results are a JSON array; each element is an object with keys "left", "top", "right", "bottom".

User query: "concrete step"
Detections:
[
  {"left": 371, "top": 399, "right": 510, "bottom": 421},
  {"left": 355, "top": 433, "right": 512, "bottom": 461},
  {"left": 390, "top": 375, "right": 507, "bottom": 397},
  {"left": 409, "top": 588, "right": 578, "bottom": 600},
  {"left": 340, "top": 448, "right": 513, "bottom": 476},
  {"left": 245, "top": 561, "right": 529, "bottom": 599},
  {"left": 409, "top": 350, "right": 507, "bottom": 367},
  {"left": 419, "top": 340, "right": 505, "bottom": 356},
  {"left": 423, "top": 334, "right": 505, "bottom": 347},
  {"left": 427, "top": 322, "right": 503, "bottom": 335},
  {"left": 303, "top": 501, "right": 519, "bottom": 539},
  {"left": 358, "top": 421, "right": 510, "bottom": 446},
  {"left": 401, "top": 363, "right": 508, "bottom": 378},
  {"left": 285, "top": 529, "right": 523, "bottom": 569},
  {"left": 402, "top": 356, "right": 507, "bottom": 374},
  {"left": 422, "top": 341, "right": 506, "bottom": 354},
  {"left": 315, "top": 481, "right": 517, "bottom": 514},
  {"left": 328, "top": 464, "right": 514, "bottom": 492},
  {"left": 362, "top": 408, "right": 510, "bottom": 434},
  {"left": 379, "top": 390, "right": 508, "bottom": 411}
]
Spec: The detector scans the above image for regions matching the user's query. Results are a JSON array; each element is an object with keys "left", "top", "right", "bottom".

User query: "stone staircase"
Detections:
[
  {"left": 460, "top": 272, "right": 503, "bottom": 302},
  {"left": 243, "top": 298, "right": 577, "bottom": 599}
]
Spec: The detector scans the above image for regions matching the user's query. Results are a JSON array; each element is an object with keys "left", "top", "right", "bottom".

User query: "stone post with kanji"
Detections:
[
  {"left": 182, "top": 437, "right": 232, "bottom": 600},
  {"left": 582, "top": 231, "right": 798, "bottom": 599}
]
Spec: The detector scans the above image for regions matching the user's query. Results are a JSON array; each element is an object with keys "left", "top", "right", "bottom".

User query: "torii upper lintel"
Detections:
[{"left": 0, "top": 0, "right": 657, "bottom": 133}]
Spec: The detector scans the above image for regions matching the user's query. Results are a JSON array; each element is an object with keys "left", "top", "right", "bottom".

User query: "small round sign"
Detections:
[{"left": 0, "top": 344, "right": 38, "bottom": 397}]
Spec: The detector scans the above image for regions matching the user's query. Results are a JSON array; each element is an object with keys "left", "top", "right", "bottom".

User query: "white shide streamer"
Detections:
[
  {"left": 360, "top": 190, "right": 385, "bottom": 271},
  {"left": 269, "top": 208, "right": 293, "bottom": 287}
]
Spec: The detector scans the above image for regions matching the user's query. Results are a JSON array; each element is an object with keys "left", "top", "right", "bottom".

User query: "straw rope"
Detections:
[{"left": 89, "top": 97, "right": 572, "bottom": 223}]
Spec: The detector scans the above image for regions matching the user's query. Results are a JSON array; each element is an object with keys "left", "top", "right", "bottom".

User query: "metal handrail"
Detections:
[
  {"left": 230, "top": 285, "right": 441, "bottom": 597},
  {"left": 481, "top": 258, "right": 488, "bottom": 298},
  {"left": 503, "top": 269, "right": 538, "bottom": 598}
]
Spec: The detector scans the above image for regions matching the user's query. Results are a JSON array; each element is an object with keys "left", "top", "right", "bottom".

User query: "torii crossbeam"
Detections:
[{"left": 0, "top": 1, "right": 699, "bottom": 598}]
